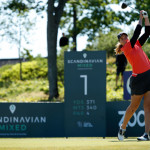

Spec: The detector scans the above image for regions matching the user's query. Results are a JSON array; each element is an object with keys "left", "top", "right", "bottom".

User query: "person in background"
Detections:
[
  {"left": 59, "top": 33, "right": 68, "bottom": 47},
  {"left": 116, "top": 52, "right": 127, "bottom": 88}
]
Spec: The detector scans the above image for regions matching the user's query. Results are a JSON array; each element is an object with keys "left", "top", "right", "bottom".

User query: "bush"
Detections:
[
  {"left": 0, "top": 56, "right": 132, "bottom": 102},
  {"left": 0, "top": 60, "right": 48, "bottom": 81}
]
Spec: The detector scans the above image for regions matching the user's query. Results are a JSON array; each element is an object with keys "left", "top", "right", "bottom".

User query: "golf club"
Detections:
[{"left": 121, "top": 2, "right": 139, "bottom": 14}]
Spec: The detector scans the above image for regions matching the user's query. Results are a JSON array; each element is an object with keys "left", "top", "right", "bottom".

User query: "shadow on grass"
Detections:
[
  {"left": 110, "top": 139, "right": 137, "bottom": 142},
  {"left": 0, "top": 81, "right": 12, "bottom": 88}
]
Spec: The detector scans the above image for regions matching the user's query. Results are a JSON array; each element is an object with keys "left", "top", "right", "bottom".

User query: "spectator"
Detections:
[
  {"left": 59, "top": 33, "right": 68, "bottom": 47},
  {"left": 116, "top": 53, "right": 127, "bottom": 88}
]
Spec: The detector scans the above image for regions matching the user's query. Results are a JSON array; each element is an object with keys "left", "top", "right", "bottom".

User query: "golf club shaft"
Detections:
[{"left": 128, "top": 6, "right": 139, "bottom": 14}]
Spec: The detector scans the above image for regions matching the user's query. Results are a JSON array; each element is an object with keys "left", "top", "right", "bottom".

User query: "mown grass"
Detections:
[{"left": 0, "top": 137, "right": 150, "bottom": 150}]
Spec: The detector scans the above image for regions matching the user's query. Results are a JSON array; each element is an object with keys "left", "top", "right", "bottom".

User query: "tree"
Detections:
[
  {"left": 1, "top": 0, "right": 44, "bottom": 80},
  {"left": 86, "top": 28, "right": 122, "bottom": 57},
  {"left": 21, "top": 48, "right": 34, "bottom": 61},
  {"left": 2, "top": 0, "right": 67, "bottom": 100},
  {"left": 60, "top": 0, "right": 125, "bottom": 47},
  {"left": 0, "top": 0, "right": 43, "bottom": 44},
  {"left": 117, "top": 0, "right": 150, "bottom": 24},
  {"left": 3, "top": 0, "right": 135, "bottom": 100},
  {"left": 117, "top": 0, "right": 150, "bottom": 57},
  {"left": 47, "top": 0, "right": 124, "bottom": 99},
  {"left": 115, "top": 0, "right": 150, "bottom": 27},
  {"left": 47, "top": 0, "right": 67, "bottom": 100}
]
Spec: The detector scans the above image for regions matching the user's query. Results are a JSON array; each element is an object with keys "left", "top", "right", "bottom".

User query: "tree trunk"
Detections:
[
  {"left": 73, "top": 4, "right": 77, "bottom": 51},
  {"left": 47, "top": 0, "right": 67, "bottom": 100},
  {"left": 47, "top": 22, "right": 59, "bottom": 100}
]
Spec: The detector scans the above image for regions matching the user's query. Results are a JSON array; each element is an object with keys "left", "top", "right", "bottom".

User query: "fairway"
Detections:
[{"left": 0, "top": 137, "right": 150, "bottom": 150}]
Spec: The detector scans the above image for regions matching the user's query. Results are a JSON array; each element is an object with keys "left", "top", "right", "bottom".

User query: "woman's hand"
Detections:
[
  {"left": 138, "top": 10, "right": 144, "bottom": 26},
  {"left": 142, "top": 11, "right": 148, "bottom": 18},
  {"left": 140, "top": 10, "right": 144, "bottom": 20}
]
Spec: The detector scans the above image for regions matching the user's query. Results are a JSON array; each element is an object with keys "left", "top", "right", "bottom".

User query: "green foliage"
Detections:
[
  {"left": 0, "top": 64, "right": 13, "bottom": 75},
  {"left": 86, "top": 28, "right": 122, "bottom": 56},
  {"left": 0, "top": 56, "right": 132, "bottom": 102},
  {"left": 142, "top": 43, "right": 150, "bottom": 58},
  {"left": 0, "top": 0, "right": 46, "bottom": 44},
  {"left": 86, "top": 26, "right": 150, "bottom": 58},
  {"left": 6, "top": 0, "right": 31, "bottom": 13},
  {"left": 57, "top": 46, "right": 69, "bottom": 84},
  {"left": 0, "top": 60, "right": 48, "bottom": 81},
  {"left": 0, "top": 58, "right": 64, "bottom": 102},
  {"left": 5, "top": 0, "right": 46, "bottom": 14},
  {"left": 21, "top": 48, "right": 34, "bottom": 61},
  {"left": 106, "top": 56, "right": 132, "bottom": 101},
  {"left": 119, "top": 0, "right": 150, "bottom": 24},
  {"left": 60, "top": 0, "right": 123, "bottom": 40}
]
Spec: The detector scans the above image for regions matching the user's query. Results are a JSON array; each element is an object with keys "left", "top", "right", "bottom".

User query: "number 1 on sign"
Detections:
[{"left": 80, "top": 75, "right": 87, "bottom": 95}]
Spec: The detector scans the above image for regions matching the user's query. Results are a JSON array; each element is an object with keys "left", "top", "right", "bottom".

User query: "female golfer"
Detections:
[{"left": 115, "top": 10, "right": 150, "bottom": 141}]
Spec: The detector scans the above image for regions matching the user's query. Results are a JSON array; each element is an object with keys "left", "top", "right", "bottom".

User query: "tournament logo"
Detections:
[
  {"left": 9, "top": 104, "right": 16, "bottom": 114},
  {"left": 83, "top": 53, "right": 87, "bottom": 59}
]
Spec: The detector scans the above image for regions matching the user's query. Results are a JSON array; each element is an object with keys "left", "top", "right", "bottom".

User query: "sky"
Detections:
[{"left": 0, "top": 2, "right": 141, "bottom": 59}]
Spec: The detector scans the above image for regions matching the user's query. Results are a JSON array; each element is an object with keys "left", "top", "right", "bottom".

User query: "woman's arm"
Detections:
[
  {"left": 139, "top": 14, "right": 150, "bottom": 46},
  {"left": 130, "top": 11, "right": 143, "bottom": 48},
  {"left": 145, "top": 17, "right": 150, "bottom": 26}
]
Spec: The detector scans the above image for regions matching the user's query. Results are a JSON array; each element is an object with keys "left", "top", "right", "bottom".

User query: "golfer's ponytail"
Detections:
[{"left": 114, "top": 43, "right": 123, "bottom": 55}]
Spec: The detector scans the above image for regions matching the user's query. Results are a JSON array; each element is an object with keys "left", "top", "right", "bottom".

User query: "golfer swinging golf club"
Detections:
[{"left": 115, "top": 10, "right": 150, "bottom": 141}]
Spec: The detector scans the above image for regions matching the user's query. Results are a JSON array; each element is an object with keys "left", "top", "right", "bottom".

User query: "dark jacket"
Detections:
[{"left": 116, "top": 53, "right": 127, "bottom": 67}]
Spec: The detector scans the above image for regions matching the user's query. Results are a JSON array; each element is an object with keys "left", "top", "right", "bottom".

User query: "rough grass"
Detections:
[
  {"left": 0, "top": 57, "right": 131, "bottom": 102},
  {"left": 0, "top": 79, "right": 50, "bottom": 102},
  {"left": 0, "top": 137, "right": 150, "bottom": 150},
  {"left": 106, "top": 57, "right": 132, "bottom": 101}
]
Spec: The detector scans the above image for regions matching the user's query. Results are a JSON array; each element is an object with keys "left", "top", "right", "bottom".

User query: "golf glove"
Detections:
[{"left": 142, "top": 11, "right": 148, "bottom": 18}]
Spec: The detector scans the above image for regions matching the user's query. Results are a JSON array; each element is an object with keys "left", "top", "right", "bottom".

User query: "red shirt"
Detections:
[{"left": 121, "top": 39, "right": 150, "bottom": 74}]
